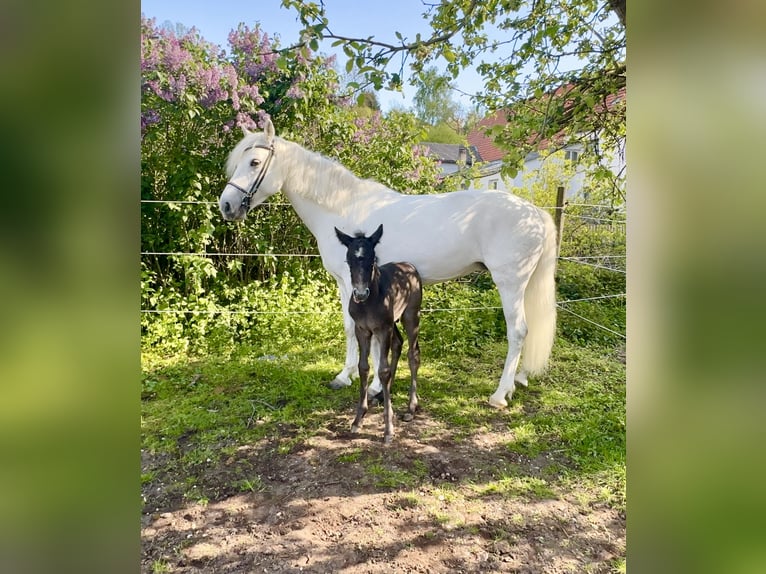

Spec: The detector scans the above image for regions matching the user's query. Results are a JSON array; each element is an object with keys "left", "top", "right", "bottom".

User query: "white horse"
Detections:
[{"left": 218, "top": 118, "right": 557, "bottom": 408}]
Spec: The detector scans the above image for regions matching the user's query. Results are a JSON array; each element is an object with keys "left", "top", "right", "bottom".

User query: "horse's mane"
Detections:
[
  {"left": 226, "top": 131, "right": 399, "bottom": 214},
  {"left": 279, "top": 138, "right": 397, "bottom": 212}
]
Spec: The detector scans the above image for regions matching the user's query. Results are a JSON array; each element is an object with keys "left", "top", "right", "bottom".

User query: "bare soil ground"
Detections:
[{"left": 142, "top": 408, "right": 625, "bottom": 573}]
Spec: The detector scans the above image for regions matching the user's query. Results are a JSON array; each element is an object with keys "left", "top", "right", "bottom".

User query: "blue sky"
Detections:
[{"left": 140, "top": 0, "right": 485, "bottom": 111}]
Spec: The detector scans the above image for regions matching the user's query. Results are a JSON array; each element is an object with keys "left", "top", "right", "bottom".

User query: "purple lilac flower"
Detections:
[
  {"left": 285, "top": 82, "right": 304, "bottom": 100},
  {"left": 141, "top": 109, "right": 161, "bottom": 137},
  {"left": 236, "top": 112, "right": 259, "bottom": 131},
  {"left": 255, "top": 110, "right": 271, "bottom": 129}
]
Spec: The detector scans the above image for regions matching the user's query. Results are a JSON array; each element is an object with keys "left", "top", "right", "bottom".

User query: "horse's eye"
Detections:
[{"left": 250, "top": 158, "right": 261, "bottom": 167}]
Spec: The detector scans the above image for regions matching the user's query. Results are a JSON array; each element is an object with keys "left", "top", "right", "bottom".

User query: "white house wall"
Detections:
[{"left": 468, "top": 139, "right": 625, "bottom": 203}]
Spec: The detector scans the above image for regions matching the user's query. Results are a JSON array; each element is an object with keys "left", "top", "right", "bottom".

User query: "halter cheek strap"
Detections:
[{"left": 226, "top": 143, "right": 275, "bottom": 211}]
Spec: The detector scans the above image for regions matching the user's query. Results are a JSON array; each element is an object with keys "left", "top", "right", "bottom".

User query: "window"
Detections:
[
  {"left": 488, "top": 179, "right": 498, "bottom": 190},
  {"left": 565, "top": 150, "right": 579, "bottom": 163}
]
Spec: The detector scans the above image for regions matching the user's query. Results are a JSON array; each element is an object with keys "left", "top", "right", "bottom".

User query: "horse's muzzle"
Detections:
[
  {"left": 219, "top": 195, "right": 247, "bottom": 221},
  {"left": 352, "top": 288, "right": 370, "bottom": 303}
]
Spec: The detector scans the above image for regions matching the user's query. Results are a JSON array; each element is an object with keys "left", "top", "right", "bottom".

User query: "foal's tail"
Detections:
[{"left": 521, "top": 209, "right": 558, "bottom": 376}]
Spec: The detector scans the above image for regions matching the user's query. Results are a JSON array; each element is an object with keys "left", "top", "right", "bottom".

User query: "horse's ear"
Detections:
[
  {"left": 264, "top": 116, "right": 275, "bottom": 143},
  {"left": 335, "top": 227, "right": 352, "bottom": 247},
  {"left": 240, "top": 125, "right": 252, "bottom": 137},
  {"left": 370, "top": 224, "right": 383, "bottom": 246}
]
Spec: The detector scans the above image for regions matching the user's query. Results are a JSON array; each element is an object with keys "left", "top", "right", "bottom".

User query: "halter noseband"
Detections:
[{"left": 225, "top": 143, "right": 275, "bottom": 211}]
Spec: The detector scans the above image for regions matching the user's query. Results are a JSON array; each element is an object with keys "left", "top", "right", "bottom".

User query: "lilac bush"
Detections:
[{"left": 141, "top": 16, "right": 443, "bottom": 348}]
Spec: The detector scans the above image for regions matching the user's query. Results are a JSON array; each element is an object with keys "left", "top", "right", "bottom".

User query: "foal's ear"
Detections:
[
  {"left": 370, "top": 224, "right": 383, "bottom": 246},
  {"left": 264, "top": 116, "right": 275, "bottom": 143},
  {"left": 335, "top": 227, "right": 353, "bottom": 247}
]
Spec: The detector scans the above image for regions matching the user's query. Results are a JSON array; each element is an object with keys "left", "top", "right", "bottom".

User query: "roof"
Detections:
[
  {"left": 421, "top": 142, "right": 479, "bottom": 164},
  {"left": 466, "top": 112, "right": 509, "bottom": 162}
]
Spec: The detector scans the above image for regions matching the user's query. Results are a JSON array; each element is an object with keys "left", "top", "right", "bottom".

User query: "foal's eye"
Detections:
[{"left": 250, "top": 158, "right": 261, "bottom": 167}]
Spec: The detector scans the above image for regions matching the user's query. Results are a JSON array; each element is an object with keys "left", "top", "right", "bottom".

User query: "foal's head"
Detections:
[{"left": 335, "top": 224, "right": 384, "bottom": 303}]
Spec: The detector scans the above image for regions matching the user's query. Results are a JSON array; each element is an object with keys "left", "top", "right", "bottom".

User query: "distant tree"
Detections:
[
  {"left": 412, "top": 66, "right": 459, "bottom": 126},
  {"left": 356, "top": 90, "right": 380, "bottom": 111},
  {"left": 159, "top": 20, "right": 192, "bottom": 38},
  {"left": 424, "top": 122, "right": 463, "bottom": 144}
]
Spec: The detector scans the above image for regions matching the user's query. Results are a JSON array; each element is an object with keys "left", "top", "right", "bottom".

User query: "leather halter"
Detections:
[{"left": 225, "top": 143, "right": 275, "bottom": 211}]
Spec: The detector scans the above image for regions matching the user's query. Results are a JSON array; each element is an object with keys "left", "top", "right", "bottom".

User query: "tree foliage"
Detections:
[
  {"left": 281, "top": 0, "right": 626, "bottom": 182},
  {"left": 424, "top": 122, "right": 464, "bottom": 144},
  {"left": 140, "top": 13, "right": 624, "bottom": 352},
  {"left": 412, "top": 66, "right": 460, "bottom": 126}
]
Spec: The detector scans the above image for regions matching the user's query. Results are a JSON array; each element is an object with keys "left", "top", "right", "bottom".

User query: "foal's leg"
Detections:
[
  {"left": 402, "top": 311, "right": 420, "bottom": 421},
  {"left": 389, "top": 324, "right": 404, "bottom": 387},
  {"left": 351, "top": 328, "right": 372, "bottom": 433},
  {"left": 377, "top": 331, "right": 395, "bottom": 444}
]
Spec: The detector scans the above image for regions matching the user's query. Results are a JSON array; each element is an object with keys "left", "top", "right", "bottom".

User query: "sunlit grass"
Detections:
[{"left": 142, "top": 316, "right": 625, "bottom": 510}]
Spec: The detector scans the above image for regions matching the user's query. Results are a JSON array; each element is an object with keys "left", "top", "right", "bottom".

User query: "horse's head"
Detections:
[
  {"left": 219, "top": 117, "right": 281, "bottom": 221},
  {"left": 335, "top": 224, "right": 384, "bottom": 304}
]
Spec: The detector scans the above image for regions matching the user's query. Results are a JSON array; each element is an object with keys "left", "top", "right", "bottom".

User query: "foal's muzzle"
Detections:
[{"left": 352, "top": 288, "right": 370, "bottom": 303}]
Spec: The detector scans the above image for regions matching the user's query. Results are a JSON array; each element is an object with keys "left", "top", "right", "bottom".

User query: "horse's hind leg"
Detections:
[
  {"left": 488, "top": 276, "right": 528, "bottom": 409},
  {"left": 376, "top": 332, "right": 395, "bottom": 444},
  {"left": 402, "top": 311, "right": 420, "bottom": 421},
  {"left": 389, "top": 324, "right": 403, "bottom": 387},
  {"left": 366, "top": 337, "right": 384, "bottom": 401}
]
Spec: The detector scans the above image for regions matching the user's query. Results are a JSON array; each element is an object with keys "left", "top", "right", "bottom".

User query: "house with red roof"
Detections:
[{"left": 460, "top": 86, "right": 626, "bottom": 200}]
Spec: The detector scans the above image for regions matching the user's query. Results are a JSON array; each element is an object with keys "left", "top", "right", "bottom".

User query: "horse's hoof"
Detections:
[
  {"left": 329, "top": 377, "right": 351, "bottom": 390},
  {"left": 383, "top": 434, "right": 394, "bottom": 445},
  {"left": 514, "top": 374, "right": 529, "bottom": 387},
  {"left": 488, "top": 396, "right": 508, "bottom": 409},
  {"left": 402, "top": 412, "right": 414, "bottom": 422},
  {"left": 350, "top": 424, "right": 360, "bottom": 434}
]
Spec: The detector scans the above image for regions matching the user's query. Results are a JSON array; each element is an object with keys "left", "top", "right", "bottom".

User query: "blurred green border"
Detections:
[
  {"left": 0, "top": 2, "right": 140, "bottom": 573},
  {"left": 2, "top": 0, "right": 766, "bottom": 572}
]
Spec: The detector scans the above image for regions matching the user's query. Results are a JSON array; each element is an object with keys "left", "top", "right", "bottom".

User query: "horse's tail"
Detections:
[{"left": 521, "top": 208, "right": 558, "bottom": 376}]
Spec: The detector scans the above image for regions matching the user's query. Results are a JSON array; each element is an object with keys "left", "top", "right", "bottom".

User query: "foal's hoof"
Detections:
[
  {"left": 383, "top": 434, "right": 394, "bottom": 445},
  {"left": 329, "top": 376, "right": 351, "bottom": 390},
  {"left": 401, "top": 412, "right": 415, "bottom": 422}
]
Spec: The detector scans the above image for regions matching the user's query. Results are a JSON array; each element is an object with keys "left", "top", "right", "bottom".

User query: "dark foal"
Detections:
[{"left": 335, "top": 224, "right": 422, "bottom": 444}]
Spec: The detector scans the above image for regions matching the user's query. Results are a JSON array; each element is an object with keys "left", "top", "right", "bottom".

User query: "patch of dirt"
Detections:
[{"left": 142, "top": 408, "right": 625, "bottom": 573}]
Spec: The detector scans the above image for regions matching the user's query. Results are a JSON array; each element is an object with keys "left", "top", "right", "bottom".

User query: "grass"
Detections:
[
  {"left": 141, "top": 313, "right": 625, "bottom": 510},
  {"left": 473, "top": 475, "right": 557, "bottom": 499}
]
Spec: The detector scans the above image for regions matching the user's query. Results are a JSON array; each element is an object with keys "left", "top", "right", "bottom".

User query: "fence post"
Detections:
[{"left": 554, "top": 185, "right": 566, "bottom": 257}]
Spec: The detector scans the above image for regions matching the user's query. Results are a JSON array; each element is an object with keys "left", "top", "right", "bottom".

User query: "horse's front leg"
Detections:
[
  {"left": 329, "top": 282, "right": 359, "bottom": 389},
  {"left": 403, "top": 313, "right": 420, "bottom": 422},
  {"left": 377, "top": 331, "right": 395, "bottom": 444},
  {"left": 351, "top": 327, "right": 372, "bottom": 434}
]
